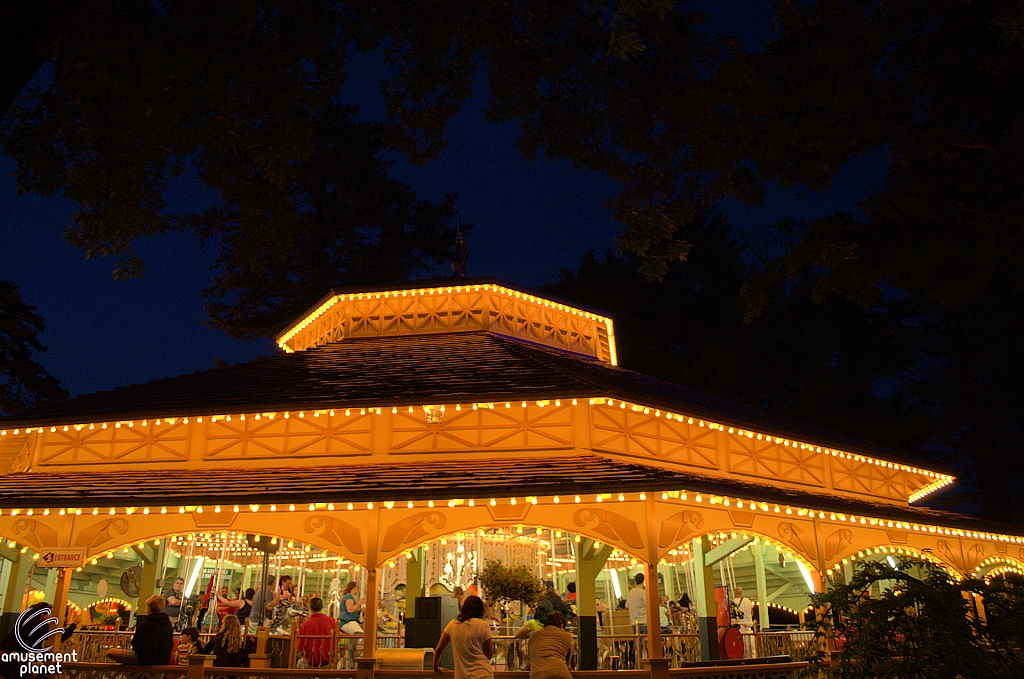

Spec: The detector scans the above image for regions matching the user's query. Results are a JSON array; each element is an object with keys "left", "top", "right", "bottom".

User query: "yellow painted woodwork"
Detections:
[
  {"left": 18, "top": 402, "right": 946, "bottom": 507},
  {"left": 274, "top": 283, "right": 617, "bottom": 364}
]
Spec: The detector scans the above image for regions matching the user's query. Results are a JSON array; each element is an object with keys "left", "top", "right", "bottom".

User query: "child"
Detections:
[{"left": 176, "top": 627, "right": 201, "bottom": 665}]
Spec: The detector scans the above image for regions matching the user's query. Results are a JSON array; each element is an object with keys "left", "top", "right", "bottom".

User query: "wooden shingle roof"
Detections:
[
  {"left": 0, "top": 454, "right": 1009, "bottom": 535},
  {"left": 1, "top": 331, "right": 936, "bottom": 469}
]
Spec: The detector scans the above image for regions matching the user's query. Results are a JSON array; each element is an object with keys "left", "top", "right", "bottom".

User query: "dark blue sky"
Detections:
[{"left": 0, "top": 8, "right": 886, "bottom": 400}]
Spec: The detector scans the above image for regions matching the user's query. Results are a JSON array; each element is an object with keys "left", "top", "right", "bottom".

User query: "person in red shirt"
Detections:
[{"left": 297, "top": 597, "right": 335, "bottom": 668}]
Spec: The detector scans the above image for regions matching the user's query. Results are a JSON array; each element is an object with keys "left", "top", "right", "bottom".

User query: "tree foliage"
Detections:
[
  {"left": 811, "top": 559, "right": 1024, "bottom": 679},
  {"left": 191, "top": 105, "right": 458, "bottom": 340},
  {"left": 0, "top": 280, "right": 67, "bottom": 415},
  {"left": 544, "top": 210, "right": 922, "bottom": 456},
  {"left": 476, "top": 560, "right": 544, "bottom": 607},
  {"left": 1, "top": 2, "right": 459, "bottom": 338},
  {"left": 740, "top": 0, "right": 1024, "bottom": 316},
  {"left": 3, "top": 2, "right": 1023, "bottom": 308}
]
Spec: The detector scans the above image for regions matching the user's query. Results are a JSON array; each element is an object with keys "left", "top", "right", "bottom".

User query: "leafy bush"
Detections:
[{"left": 809, "top": 558, "right": 1024, "bottom": 679}]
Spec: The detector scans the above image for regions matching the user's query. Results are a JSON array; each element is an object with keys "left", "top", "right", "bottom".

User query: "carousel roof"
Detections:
[
  {"left": 0, "top": 453, "right": 1007, "bottom": 534},
  {"left": 1, "top": 330, "right": 931, "bottom": 470}
]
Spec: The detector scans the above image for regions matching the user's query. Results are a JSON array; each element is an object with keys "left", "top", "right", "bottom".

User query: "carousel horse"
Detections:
[
  {"left": 269, "top": 599, "right": 310, "bottom": 634},
  {"left": 377, "top": 606, "right": 399, "bottom": 635},
  {"left": 327, "top": 576, "right": 342, "bottom": 618}
]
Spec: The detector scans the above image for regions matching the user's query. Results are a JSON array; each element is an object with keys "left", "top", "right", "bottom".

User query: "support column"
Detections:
[
  {"left": 52, "top": 568, "right": 73, "bottom": 650},
  {"left": 362, "top": 506, "right": 381, "bottom": 658},
  {"left": 691, "top": 536, "right": 719, "bottom": 661},
  {"left": 1, "top": 551, "right": 34, "bottom": 634},
  {"left": 753, "top": 545, "right": 769, "bottom": 632},
  {"left": 576, "top": 538, "right": 613, "bottom": 670},
  {"left": 644, "top": 562, "right": 664, "bottom": 659},
  {"left": 405, "top": 548, "right": 424, "bottom": 618},
  {"left": 138, "top": 557, "right": 160, "bottom": 608},
  {"left": 132, "top": 542, "right": 162, "bottom": 614},
  {"left": 43, "top": 569, "right": 59, "bottom": 604},
  {"left": 643, "top": 496, "right": 664, "bottom": 661}
]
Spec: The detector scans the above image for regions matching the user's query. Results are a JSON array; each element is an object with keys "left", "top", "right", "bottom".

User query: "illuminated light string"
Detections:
[
  {"left": 95, "top": 528, "right": 556, "bottom": 570},
  {"left": 662, "top": 531, "right": 819, "bottom": 576},
  {"left": 274, "top": 284, "right": 619, "bottom": 365},
  {"left": 984, "top": 565, "right": 1024, "bottom": 582},
  {"left": 90, "top": 597, "right": 133, "bottom": 611},
  {"left": 973, "top": 555, "right": 1024, "bottom": 576},
  {"left": 826, "top": 545, "right": 959, "bottom": 578},
  {"left": 755, "top": 602, "right": 807, "bottom": 615},
  {"left": 0, "top": 398, "right": 951, "bottom": 499},
  {"left": 1, "top": 488, "right": 1022, "bottom": 548}
]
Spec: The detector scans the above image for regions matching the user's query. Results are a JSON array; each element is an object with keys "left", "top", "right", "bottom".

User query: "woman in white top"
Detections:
[{"left": 434, "top": 595, "right": 494, "bottom": 679}]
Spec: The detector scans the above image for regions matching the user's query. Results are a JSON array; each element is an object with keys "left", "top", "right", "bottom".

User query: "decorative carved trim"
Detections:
[
  {"left": 937, "top": 540, "right": 986, "bottom": 574},
  {"left": 885, "top": 530, "right": 909, "bottom": 544},
  {"left": 824, "top": 529, "right": 853, "bottom": 563},
  {"left": 39, "top": 423, "right": 188, "bottom": 465},
  {"left": 12, "top": 519, "right": 59, "bottom": 549},
  {"left": 74, "top": 518, "right": 130, "bottom": 553},
  {"left": 486, "top": 504, "right": 532, "bottom": 522},
  {"left": 303, "top": 515, "right": 364, "bottom": 555},
  {"left": 192, "top": 513, "right": 237, "bottom": 529},
  {"left": 778, "top": 522, "right": 817, "bottom": 561},
  {"left": 380, "top": 511, "right": 446, "bottom": 553},
  {"left": 573, "top": 508, "right": 644, "bottom": 550},
  {"left": 658, "top": 511, "right": 704, "bottom": 548},
  {"left": 728, "top": 510, "right": 755, "bottom": 528}
]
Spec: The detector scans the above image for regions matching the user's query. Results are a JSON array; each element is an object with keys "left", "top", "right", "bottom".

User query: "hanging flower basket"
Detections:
[{"left": 476, "top": 560, "right": 544, "bottom": 607}]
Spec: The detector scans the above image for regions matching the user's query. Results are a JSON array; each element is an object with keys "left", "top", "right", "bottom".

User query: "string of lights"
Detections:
[
  {"left": 1, "top": 397, "right": 953, "bottom": 502},
  {"left": 2, "top": 485, "right": 1021, "bottom": 569},
  {"left": 274, "top": 283, "right": 618, "bottom": 365}
]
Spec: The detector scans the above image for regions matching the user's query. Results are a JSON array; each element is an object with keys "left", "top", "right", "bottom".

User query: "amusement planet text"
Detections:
[{"left": 0, "top": 650, "right": 79, "bottom": 676}]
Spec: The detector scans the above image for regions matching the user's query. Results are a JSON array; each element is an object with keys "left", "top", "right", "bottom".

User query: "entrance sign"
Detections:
[{"left": 38, "top": 548, "right": 86, "bottom": 569}]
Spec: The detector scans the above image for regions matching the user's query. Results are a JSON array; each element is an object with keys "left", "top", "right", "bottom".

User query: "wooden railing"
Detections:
[
  {"left": 56, "top": 662, "right": 809, "bottom": 679},
  {"left": 56, "top": 629, "right": 817, "bottom": 672}
]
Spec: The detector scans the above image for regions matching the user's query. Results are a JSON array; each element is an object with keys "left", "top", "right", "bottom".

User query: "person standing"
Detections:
[
  {"left": 524, "top": 611, "right": 572, "bottom": 679},
  {"left": 108, "top": 596, "right": 174, "bottom": 665},
  {"left": 731, "top": 587, "right": 755, "bottom": 659},
  {"left": 163, "top": 577, "right": 185, "bottom": 624},
  {"left": 217, "top": 588, "right": 253, "bottom": 622},
  {"left": 297, "top": 597, "right": 335, "bottom": 668},
  {"left": 235, "top": 588, "right": 255, "bottom": 622},
  {"left": 248, "top": 576, "right": 281, "bottom": 633},
  {"left": 433, "top": 595, "right": 494, "bottom": 679},
  {"left": 535, "top": 582, "right": 571, "bottom": 625},
  {"left": 626, "top": 573, "right": 647, "bottom": 633}
]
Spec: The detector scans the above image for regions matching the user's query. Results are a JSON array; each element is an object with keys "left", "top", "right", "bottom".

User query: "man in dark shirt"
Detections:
[
  {"left": 162, "top": 577, "right": 185, "bottom": 622},
  {"left": 536, "top": 581, "right": 572, "bottom": 624},
  {"left": 107, "top": 596, "right": 174, "bottom": 665}
]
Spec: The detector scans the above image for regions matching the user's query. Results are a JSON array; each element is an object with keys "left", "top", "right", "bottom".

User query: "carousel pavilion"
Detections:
[{"left": 0, "top": 278, "right": 1022, "bottom": 665}]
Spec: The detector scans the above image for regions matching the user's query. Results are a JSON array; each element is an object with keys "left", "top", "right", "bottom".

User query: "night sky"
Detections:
[{"left": 0, "top": 7, "right": 886, "bottom": 401}]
